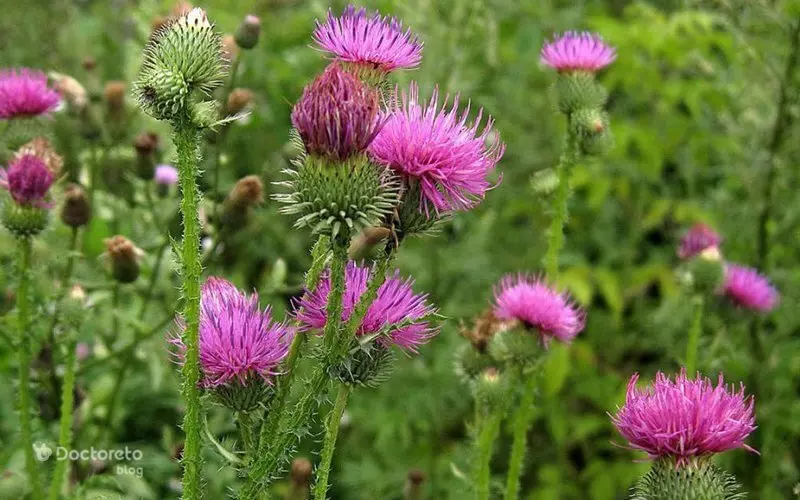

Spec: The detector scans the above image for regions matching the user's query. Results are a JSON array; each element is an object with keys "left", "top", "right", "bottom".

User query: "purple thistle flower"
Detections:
[
  {"left": 368, "top": 83, "right": 505, "bottom": 215},
  {"left": 291, "top": 63, "right": 382, "bottom": 160},
  {"left": 678, "top": 223, "right": 722, "bottom": 260},
  {"left": 170, "top": 277, "right": 291, "bottom": 388},
  {"left": 154, "top": 164, "right": 179, "bottom": 185},
  {"left": 722, "top": 263, "right": 779, "bottom": 312},
  {"left": 0, "top": 68, "right": 61, "bottom": 119},
  {"left": 0, "top": 154, "right": 54, "bottom": 208},
  {"left": 492, "top": 274, "right": 585, "bottom": 345},
  {"left": 540, "top": 32, "right": 616, "bottom": 73},
  {"left": 611, "top": 370, "right": 757, "bottom": 465},
  {"left": 293, "top": 262, "right": 437, "bottom": 352},
  {"left": 313, "top": 6, "right": 423, "bottom": 72}
]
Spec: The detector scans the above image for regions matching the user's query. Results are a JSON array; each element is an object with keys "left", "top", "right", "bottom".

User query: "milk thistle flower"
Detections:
[
  {"left": 722, "top": 264, "right": 779, "bottom": 312},
  {"left": 170, "top": 277, "right": 291, "bottom": 409},
  {"left": 540, "top": 32, "right": 616, "bottom": 73},
  {"left": 368, "top": 83, "right": 504, "bottom": 219},
  {"left": 0, "top": 68, "right": 61, "bottom": 119},
  {"left": 313, "top": 6, "right": 423, "bottom": 73},
  {"left": 492, "top": 274, "right": 585, "bottom": 346},
  {"left": 611, "top": 370, "right": 756, "bottom": 464},
  {"left": 294, "top": 262, "right": 437, "bottom": 352},
  {"left": 679, "top": 223, "right": 722, "bottom": 260}
]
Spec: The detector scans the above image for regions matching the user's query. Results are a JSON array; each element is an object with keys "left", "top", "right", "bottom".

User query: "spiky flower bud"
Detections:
[
  {"left": 104, "top": 235, "right": 143, "bottom": 283},
  {"left": 631, "top": 459, "right": 745, "bottom": 500},
  {"left": 570, "top": 107, "right": 613, "bottom": 156},
  {"left": 474, "top": 366, "right": 505, "bottom": 408},
  {"left": 134, "top": 8, "right": 226, "bottom": 126},
  {"left": 61, "top": 183, "right": 92, "bottom": 228},
  {"left": 234, "top": 15, "right": 261, "bottom": 50},
  {"left": 550, "top": 72, "right": 608, "bottom": 115}
]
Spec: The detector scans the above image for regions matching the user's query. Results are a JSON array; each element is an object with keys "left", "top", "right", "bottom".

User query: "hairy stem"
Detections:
[
  {"left": 16, "top": 238, "right": 42, "bottom": 498},
  {"left": 544, "top": 131, "right": 578, "bottom": 280},
  {"left": 504, "top": 371, "right": 538, "bottom": 500},
  {"left": 323, "top": 240, "right": 348, "bottom": 360},
  {"left": 475, "top": 409, "right": 502, "bottom": 500},
  {"left": 48, "top": 338, "right": 77, "bottom": 500},
  {"left": 338, "top": 251, "right": 393, "bottom": 356},
  {"left": 684, "top": 295, "right": 704, "bottom": 375},
  {"left": 175, "top": 122, "right": 204, "bottom": 498},
  {"left": 313, "top": 384, "right": 351, "bottom": 500}
]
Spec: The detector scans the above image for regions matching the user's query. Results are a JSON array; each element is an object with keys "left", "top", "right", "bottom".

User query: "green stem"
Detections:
[
  {"left": 112, "top": 282, "right": 120, "bottom": 338},
  {"left": 103, "top": 358, "right": 132, "bottom": 444},
  {"left": 684, "top": 295, "right": 704, "bottom": 375},
  {"left": 16, "top": 238, "right": 42, "bottom": 498},
  {"left": 338, "top": 252, "right": 393, "bottom": 355},
  {"left": 138, "top": 240, "right": 170, "bottom": 319},
  {"left": 504, "top": 371, "right": 538, "bottom": 500},
  {"left": 237, "top": 411, "right": 255, "bottom": 461},
  {"left": 48, "top": 338, "right": 77, "bottom": 500},
  {"left": 175, "top": 123, "right": 204, "bottom": 499},
  {"left": 323, "top": 240, "right": 348, "bottom": 358},
  {"left": 544, "top": 132, "right": 578, "bottom": 280},
  {"left": 313, "top": 384, "right": 351, "bottom": 500},
  {"left": 475, "top": 409, "right": 502, "bottom": 500}
]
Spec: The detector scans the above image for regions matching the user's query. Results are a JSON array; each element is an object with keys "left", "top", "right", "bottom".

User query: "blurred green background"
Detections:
[{"left": 1, "top": 0, "right": 799, "bottom": 498}]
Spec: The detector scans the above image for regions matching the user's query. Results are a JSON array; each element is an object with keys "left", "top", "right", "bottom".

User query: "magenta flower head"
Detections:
[
  {"left": 170, "top": 278, "right": 290, "bottom": 409},
  {"left": 722, "top": 263, "right": 779, "bottom": 312},
  {"left": 368, "top": 83, "right": 505, "bottom": 217},
  {"left": 611, "top": 370, "right": 757, "bottom": 465},
  {"left": 313, "top": 5, "right": 423, "bottom": 73},
  {"left": 154, "top": 164, "right": 179, "bottom": 186},
  {"left": 0, "top": 154, "right": 54, "bottom": 208},
  {"left": 291, "top": 63, "right": 381, "bottom": 161},
  {"left": 678, "top": 223, "right": 722, "bottom": 260},
  {"left": 0, "top": 68, "right": 61, "bottom": 119},
  {"left": 492, "top": 274, "right": 585, "bottom": 345},
  {"left": 294, "top": 262, "right": 437, "bottom": 352},
  {"left": 540, "top": 32, "right": 616, "bottom": 73}
]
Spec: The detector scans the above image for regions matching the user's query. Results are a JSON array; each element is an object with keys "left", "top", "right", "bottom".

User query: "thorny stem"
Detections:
[
  {"left": 175, "top": 122, "right": 205, "bottom": 499},
  {"left": 323, "top": 239, "right": 348, "bottom": 359},
  {"left": 313, "top": 384, "right": 351, "bottom": 500},
  {"left": 16, "top": 238, "right": 42, "bottom": 498},
  {"left": 544, "top": 131, "right": 578, "bottom": 280},
  {"left": 48, "top": 337, "right": 77, "bottom": 500},
  {"left": 475, "top": 409, "right": 502, "bottom": 500},
  {"left": 504, "top": 370, "right": 538, "bottom": 500},
  {"left": 684, "top": 295, "right": 704, "bottom": 375}
]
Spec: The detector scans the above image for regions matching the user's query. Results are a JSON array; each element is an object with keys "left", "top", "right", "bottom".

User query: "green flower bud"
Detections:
[
  {"left": 328, "top": 343, "right": 394, "bottom": 388},
  {"left": 488, "top": 328, "right": 543, "bottom": 369},
  {"left": 632, "top": 459, "right": 744, "bottom": 500},
  {"left": 234, "top": 15, "right": 261, "bottom": 50},
  {"left": 1, "top": 204, "right": 49, "bottom": 238},
  {"left": 104, "top": 235, "right": 143, "bottom": 284},
  {"left": 455, "top": 343, "right": 495, "bottom": 381},
  {"left": 61, "top": 184, "right": 92, "bottom": 228},
  {"left": 684, "top": 250, "right": 725, "bottom": 296},
  {"left": 571, "top": 108, "right": 613, "bottom": 157},
  {"left": 550, "top": 72, "right": 607, "bottom": 115},
  {"left": 210, "top": 380, "right": 273, "bottom": 412},
  {"left": 473, "top": 367, "right": 506, "bottom": 409},
  {"left": 394, "top": 180, "right": 440, "bottom": 239}
]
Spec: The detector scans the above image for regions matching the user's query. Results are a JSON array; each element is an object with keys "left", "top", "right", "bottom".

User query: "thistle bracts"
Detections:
[
  {"left": 134, "top": 8, "right": 226, "bottom": 126},
  {"left": 631, "top": 459, "right": 745, "bottom": 500}
]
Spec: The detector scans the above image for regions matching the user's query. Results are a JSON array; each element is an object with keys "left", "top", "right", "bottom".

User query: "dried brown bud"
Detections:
[
  {"left": 51, "top": 73, "right": 88, "bottom": 110},
  {"left": 170, "top": 0, "right": 193, "bottom": 17},
  {"left": 227, "top": 175, "right": 264, "bottom": 207},
  {"left": 226, "top": 88, "right": 253, "bottom": 115},
  {"left": 15, "top": 138, "right": 63, "bottom": 176},
  {"left": 151, "top": 15, "right": 167, "bottom": 32},
  {"left": 221, "top": 34, "right": 239, "bottom": 63},
  {"left": 290, "top": 457, "right": 313, "bottom": 485},
  {"left": 459, "top": 309, "right": 519, "bottom": 352},
  {"left": 82, "top": 57, "right": 97, "bottom": 72},
  {"left": 104, "top": 236, "right": 143, "bottom": 283},
  {"left": 404, "top": 469, "right": 426, "bottom": 500},
  {"left": 103, "top": 81, "right": 126, "bottom": 112},
  {"left": 134, "top": 133, "right": 158, "bottom": 156},
  {"left": 61, "top": 184, "right": 92, "bottom": 228}
]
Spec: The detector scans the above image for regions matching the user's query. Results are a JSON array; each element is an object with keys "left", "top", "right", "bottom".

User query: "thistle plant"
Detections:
[
  {"left": 611, "top": 370, "right": 756, "bottom": 499},
  {"left": 133, "top": 7, "right": 227, "bottom": 497}
]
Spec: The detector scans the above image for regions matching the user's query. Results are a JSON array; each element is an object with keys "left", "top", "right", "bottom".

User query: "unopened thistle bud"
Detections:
[
  {"left": 570, "top": 108, "right": 613, "bottom": 156},
  {"left": 103, "top": 81, "right": 126, "bottom": 116},
  {"left": 104, "top": 235, "right": 143, "bottom": 283},
  {"left": 404, "top": 469, "right": 426, "bottom": 500},
  {"left": 234, "top": 15, "right": 261, "bottom": 50},
  {"left": 61, "top": 184, "right": 92, "bottom": 228},
  {"left": 474, "top": 366, "right": 505, "bottom": 408},
  {"left": 82, "top": 57, "right": 97, "bottom": 72},
  {"left": 51, "top": 73, "right": 88, "bottom": 111},
  {"left": 221, "top": 175, "right": 263, "bottom": 231},
  {"left": 221, "top": 34, "right": 239, "bottom": 62},
  {"left": 134, "top": 8, "right": 226, "bottom": 125},
  {"left": 348, "top": 226, "right": 393, "bottom": 259},
  {"left": 288, "top": 458, "right": 313, "bottom": 500},
  {"left": 226, "top": 88, "right": 253, "bottom": 115},
  {"left": 133, "top": 132, "right": 158, "bottom": 179}
]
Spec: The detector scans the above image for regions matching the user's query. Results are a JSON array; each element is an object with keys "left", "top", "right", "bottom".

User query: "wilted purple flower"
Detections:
[
  {"left": 154, "top": 164, "right": 179, "bottom": 185},
  {"left": 0, "top": 68, "right": 61, "bottom": 119},
  {"left": 678, "top": 223, "right": 721, "bottom": 260},
  {"left": 722, "top": 264, "right": 779, "bottom": 312},
  {"left": 492, "top": 274, "right": 585, "bottom": 345},
  {"left": 611, "top": 370, "right": 756, "bottom": 465},
  {"left": 368, "top": 83, "right": 504, "bottom": 215},
  {"left": 170, "top": 277, "right": 290, "bottom": 388},
  {"left": 291, "top": 64, "right": 381, "bottom": 160},
  {"left": 0, "top": 154, "right": 54, "bottom": 208},
  {"left": 541, "top": 32, "right": 616, "bottom": 73},
  {"left": 294, "top": 262, "right": 437, "bottom": 352},
  {"left": 313, "top": 6, "right": 423, "bottom": 72}
]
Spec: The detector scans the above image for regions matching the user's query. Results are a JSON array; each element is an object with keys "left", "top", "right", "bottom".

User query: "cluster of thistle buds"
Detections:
[{"left": 677, "top": 223, "right": 779, "bottom": 311}]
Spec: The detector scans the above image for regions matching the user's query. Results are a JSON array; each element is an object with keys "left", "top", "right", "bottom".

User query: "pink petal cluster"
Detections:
[
  {"left": 368, "top": 83, "right": 504, "bottom": 215},
  {"left": 170, "top": 277, "right": 291, "bottom": 388},
  {"left": 0, "top": 68, "right": 61, "bottom": 119},
  {"left": 293, "top": 262, "right": 437, "bottom": 352},
  {"left": 678, "top": 223, "right": 722, "bottom": 259},
  {"left": 722, "top": 264, "right": 779, "bottom": 312},
  {"left": 313, "top": 5, "right": 423, "bottom": 72},
  {"left": 540, "top": 32, "right": 616, "bottom": 73},
  {"left": 154, "top": 164, "right": 179, "bottom": 186},
  {"left": 0, "top": 154, "right": 54, "bottom": 208},
  {"left": 292, "top": 63, "right": 382, "bottom": 160},
  {"left": 611, "top": 370, "right": 757, "bottom": 464},
  {"left": 492, "top": 274, "right": 585, "bottom": 344}
]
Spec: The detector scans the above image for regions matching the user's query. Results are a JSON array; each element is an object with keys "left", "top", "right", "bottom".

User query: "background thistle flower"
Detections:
[
  {"left": 679, "top": 223, "right": 722, "bottom": 260},
  {"left": 154, "top": 164, "right": 179, "bottom": 185},
  {"left": 722, "top": 264, "right": 779, "bottom": 312},
  {"left": 0, "top": 154, "right": 54, "bottom": 208},
  {"left": 169, "top": 277, "right": 291, "bottom": 410},
  {"left": 0, "top": 68, "right": 61, "bottom": 119},
  {"left": 540, "top": 32, "right": 617, "bottom": 73}
]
